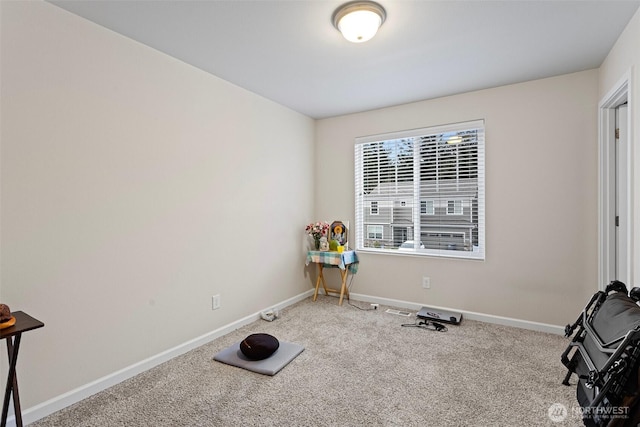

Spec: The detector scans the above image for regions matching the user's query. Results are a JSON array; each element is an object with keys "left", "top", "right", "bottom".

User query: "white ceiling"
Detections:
[{"left": 49, "top": 0, "right": 640, "bottom": 119}]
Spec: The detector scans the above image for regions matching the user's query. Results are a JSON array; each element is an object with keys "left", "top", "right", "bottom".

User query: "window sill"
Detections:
[{"left": 355, "top": 247, "right": 485, "bottom": 261}]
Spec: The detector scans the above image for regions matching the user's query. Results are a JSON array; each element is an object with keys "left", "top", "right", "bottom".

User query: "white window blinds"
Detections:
[{"left": 354, "top": 120, "right": 485, "bottom": 259}]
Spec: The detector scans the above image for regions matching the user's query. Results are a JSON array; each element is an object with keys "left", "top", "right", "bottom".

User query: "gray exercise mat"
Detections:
[{"left": 213, "top": 341, "right": 304, "bottom": 376}]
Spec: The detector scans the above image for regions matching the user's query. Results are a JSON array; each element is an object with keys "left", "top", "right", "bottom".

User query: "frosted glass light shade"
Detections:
[{"left": 333, "top": 1, "right": 386, "bottom": 43}]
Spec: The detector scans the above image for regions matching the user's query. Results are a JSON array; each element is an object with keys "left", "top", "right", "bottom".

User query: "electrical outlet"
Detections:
[
  {"left": 212, "top": 294, "right": 221, "bottom": 310},
  {"left": 422, "top": 276, "right": 431, "bottom": 289}
]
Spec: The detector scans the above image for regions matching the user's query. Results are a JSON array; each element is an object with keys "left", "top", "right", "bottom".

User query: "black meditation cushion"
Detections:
[{"left": 240, "top": 333, "right": 280, "bottom": 360}]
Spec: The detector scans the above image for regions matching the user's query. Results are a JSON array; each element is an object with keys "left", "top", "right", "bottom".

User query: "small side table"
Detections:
[
  {"left": 1, "top": 311, "right": 44, "bottom": 427},
  {"left": 306, "top": 250, "right": 359, "bottom": 305}
]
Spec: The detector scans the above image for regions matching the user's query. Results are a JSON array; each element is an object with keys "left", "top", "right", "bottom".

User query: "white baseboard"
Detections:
[
  {"left": 349, "top": 292, "right": 566, "bottom": 335},
  {"left": 14, "top": 289, "right": 314, "bottom": 427}
]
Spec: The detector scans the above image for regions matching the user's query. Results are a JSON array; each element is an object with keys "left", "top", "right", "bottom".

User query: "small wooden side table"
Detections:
[
  {"left": 1, "top": 311, "right": 44, "bottom": 427},
  {"left": 305, "top": 250, "right": 359, "bottom": 305}
]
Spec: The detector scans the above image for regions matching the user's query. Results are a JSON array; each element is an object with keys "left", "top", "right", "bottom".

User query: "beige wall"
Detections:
[
  {"left": 316, "top": 70, "right": 599, "bottom": 326},
  {"left": 599, "top": 8, "right": 640, "bottom": 286},
  {"left": 1, "top": 1, "right": 314, "bottom": 409}
]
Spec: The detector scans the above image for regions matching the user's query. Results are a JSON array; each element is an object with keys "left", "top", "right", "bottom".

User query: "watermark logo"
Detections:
[
  {"left": 547, "top": 403, "right": 630, "bottom": 423},
  {"left": 548, "top": 403, "right": 568, "bottom": 423}
]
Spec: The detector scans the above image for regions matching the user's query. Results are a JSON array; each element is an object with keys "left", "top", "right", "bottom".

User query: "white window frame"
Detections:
[
  {"left": 367, "top": 225, "right": 383, "bottom": 240},
  {"left": 447, "top": 200, "right": 463, "bottom": 215},
  {"left": 421, "top": 200, "right": 435, "bottom": 215},
  {"left": 354, "top": 120, "right": 485, "bottom": 260}
]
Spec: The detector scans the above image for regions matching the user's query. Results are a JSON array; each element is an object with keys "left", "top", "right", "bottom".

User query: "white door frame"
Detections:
[
  {"left": 616, "top": 104, "right": 629, "bottom": 286},
  {"left": 598, "top": 71, "right": 632, "bottom": 290}
]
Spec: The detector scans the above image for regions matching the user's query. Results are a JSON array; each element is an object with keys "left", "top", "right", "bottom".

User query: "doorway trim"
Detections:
[{"left": 598, "top": 70, "right": 632, "bottom": 290}]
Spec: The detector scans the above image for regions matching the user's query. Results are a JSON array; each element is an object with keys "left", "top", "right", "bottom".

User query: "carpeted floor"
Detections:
[{"left": 31, "top": 296, "right": 582, "bottom": 426}]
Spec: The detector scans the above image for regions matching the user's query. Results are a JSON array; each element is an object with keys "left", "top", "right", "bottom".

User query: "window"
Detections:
[
  {"left": 370, "top": 201, "right": 379, "bottom": 215},
  {"left": 447, "top": 200, "right": 462, "bottom": 215},
  {"left": 421, "top": 200, "right": 434, "bottom": 215},
  {"left": 367, "top": 225, "right": 383, "bottom": 240},
  {"left": 354, "top": 120, "right": 485, "bottom": 259}
]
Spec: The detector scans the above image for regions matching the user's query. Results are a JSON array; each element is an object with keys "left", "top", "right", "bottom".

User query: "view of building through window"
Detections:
[{"left": 354, "top": 120, "right": 485, "bottom": 259}]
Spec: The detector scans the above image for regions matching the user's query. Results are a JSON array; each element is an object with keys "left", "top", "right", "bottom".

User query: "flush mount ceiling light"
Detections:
[{"left": 332, "top": 1, "right": 386, "bottom": 43}]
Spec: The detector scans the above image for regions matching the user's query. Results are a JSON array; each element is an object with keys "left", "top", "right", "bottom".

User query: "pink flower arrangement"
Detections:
[{"left": 305, "top": 221, "right": 329, "bottom": 240}]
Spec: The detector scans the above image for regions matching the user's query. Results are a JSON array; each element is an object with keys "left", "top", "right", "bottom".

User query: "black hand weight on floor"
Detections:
[{"left": 240, "top": 333, "right": 280, "bottom": 360}]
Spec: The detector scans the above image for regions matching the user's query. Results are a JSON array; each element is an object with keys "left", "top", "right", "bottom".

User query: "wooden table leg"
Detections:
[
  {"left": 313, "top": 264, "right": 330, "bottom": 301},
  {"left": 338, "top": 270, "right": 350, "bottom": 306},
  {"left": 313, "top": 264, "right": 322, "bottom": 301}
]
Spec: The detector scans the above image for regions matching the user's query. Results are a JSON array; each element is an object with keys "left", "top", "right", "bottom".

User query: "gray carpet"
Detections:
[{"left": 31, "top": 296, "right": 581, "bottom": 426}]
